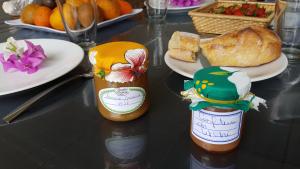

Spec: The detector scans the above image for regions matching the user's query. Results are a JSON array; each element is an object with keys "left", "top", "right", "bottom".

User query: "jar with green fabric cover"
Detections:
[{"left": 182, "top": 67, "right": 266, "bottom": 153}]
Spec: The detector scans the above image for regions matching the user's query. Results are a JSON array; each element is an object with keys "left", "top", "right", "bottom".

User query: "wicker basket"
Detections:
[{"left": 188, "top": 0, "right": 286, "bottom": 34}]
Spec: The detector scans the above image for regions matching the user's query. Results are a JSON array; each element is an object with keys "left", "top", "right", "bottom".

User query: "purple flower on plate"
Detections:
[
  {"left": 170, "top": 0, "right": 202, "bottom": 7},
  {"left": 0, "top": 38, "right": 47, "bottom": 74}
]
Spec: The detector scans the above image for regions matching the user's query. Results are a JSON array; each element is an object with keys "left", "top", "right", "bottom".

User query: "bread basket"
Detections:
[{"left": 188, "top": 0, "right": 287, "bottom": 34}]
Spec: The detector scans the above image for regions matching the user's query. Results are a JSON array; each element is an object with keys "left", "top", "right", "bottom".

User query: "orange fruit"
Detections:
[
  {"left": 96, "top": 7, "right": 104, "bottom": 23},
  {"left": 50, "top": 7, "right": 65, "bottom": 30},
  {"left": 62, "top": 3, "right": 76, "bottom": 29},
  {"left": 66, "top": 0, "right": 84, "bottom": 7},
  {"left": 34, "top": 6, "right": 52, "bottom": 27},
  {"left": 117, "top": 0, "right": 132, "bottom": 15},
  {"left": 96, "top": 0, "right": 120, "bottom": 20},
  {"left": 78, "top": 3, "right": 94, "bottom": 27},
  {"left": 49, "top": 4, "right": 76, "bottom": 30},
  {"left": 20, "top": 4, "right": 40, "bottom": 24}
]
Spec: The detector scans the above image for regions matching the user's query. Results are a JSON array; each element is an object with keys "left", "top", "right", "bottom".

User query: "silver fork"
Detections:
[{"left": 3, "top": 72, "right": 94, "bottom": 123}]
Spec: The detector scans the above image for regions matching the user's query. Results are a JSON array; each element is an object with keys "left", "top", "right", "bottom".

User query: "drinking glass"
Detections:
[
  {"left": 146, "top": 0, "right": 169, "bottom": 19},
  {"left": 55, "top": 0, "right": 98, "bottom": 49},
  {"left": 146, "top": 20, "right": 165, "bottom": 68},
  {"left": 274, "top": 0, "right": 300, "bottom": 54}
]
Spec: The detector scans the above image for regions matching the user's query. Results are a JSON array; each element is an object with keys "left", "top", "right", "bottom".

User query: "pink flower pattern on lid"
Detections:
[{"left": 105, "top": 49, "right": 146, "bottom": 83}]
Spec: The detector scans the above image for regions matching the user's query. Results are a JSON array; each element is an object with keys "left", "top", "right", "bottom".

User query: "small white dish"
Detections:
[
  {"left": 0, "top": 39, "right": 84, "bottom": 95},
  {"left": 4, "top": 9, "right": 143, "bottom": 34},
  {"left": 164, "top": 39, "right": 288, "bottom": 82}
]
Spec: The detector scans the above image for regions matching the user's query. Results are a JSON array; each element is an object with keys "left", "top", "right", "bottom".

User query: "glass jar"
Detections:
[
  {"left": 89, "top": 41, "right": 150, "bottom": 121},
  {"left": 190, "top": 106, "right": 244, "bottom": 152},
  {"left": 94, "top": 73, "right": 150, "bottom": 121},
  {"left": 182, "top": 67, "right": 266, "bottom": 153}
]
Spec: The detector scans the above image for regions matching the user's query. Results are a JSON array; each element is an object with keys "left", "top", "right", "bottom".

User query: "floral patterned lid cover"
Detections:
[
  {"left": 181, "top": 67, "right": 267, "bottom": 112},
  {"left": 88, "top": 41, "right": 148, "bottom": 83}
]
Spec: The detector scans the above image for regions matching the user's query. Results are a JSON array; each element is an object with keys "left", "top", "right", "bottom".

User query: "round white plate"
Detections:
[
  {"left": 165, "top": 50, "right": 288, "bottom": 82},
  {"left": 0, "top": 39, "right": 84, "bottom": 95}
]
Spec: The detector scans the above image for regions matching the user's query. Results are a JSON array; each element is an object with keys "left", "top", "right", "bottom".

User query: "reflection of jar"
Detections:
[
  {"left": 89, "top": 42, "right": 150, "bottom": 121},
  {"left": 101, "top": 119, "right": 148, "bottom": 169},
  {"left": 190, "top": 142, "right": 236, "bottom": 169},
  {"left": 182, "top": 67, "right": 266, "bottom": 153}
]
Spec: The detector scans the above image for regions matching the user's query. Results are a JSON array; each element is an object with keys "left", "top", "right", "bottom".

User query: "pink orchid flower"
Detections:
[
  {"left": 0, "top": 40, "right": 47, "bottom": 74},
  {"left": 105, "top": 49, "right": 147, "bottom": 83}
]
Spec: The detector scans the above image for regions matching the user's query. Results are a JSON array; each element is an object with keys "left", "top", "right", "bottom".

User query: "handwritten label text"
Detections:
[
  {"left": 192, "top": 109, "right": 243, "bottom": 144},
  {"left": 99, "top": 87, "right": 145, "bottom": 114}
]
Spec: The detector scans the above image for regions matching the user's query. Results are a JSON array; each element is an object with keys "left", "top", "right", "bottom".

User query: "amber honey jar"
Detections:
[
  {"left": 182, "top": 67, "right": 266, "bottom": 153},
  {"left": 89, "top": 41, "right": 150, "bottom": 121}
]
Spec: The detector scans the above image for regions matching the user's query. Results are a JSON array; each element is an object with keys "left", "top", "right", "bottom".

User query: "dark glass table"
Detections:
[{"left": 0, "top": 5, "right": 300, "bottom": 169}]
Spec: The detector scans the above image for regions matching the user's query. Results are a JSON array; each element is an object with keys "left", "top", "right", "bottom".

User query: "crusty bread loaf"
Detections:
[
  {"left": 200, "top": 26, "right": 282, "bottom": 67},
  {"left": 168, "top": 31, "right": 200, "bottom": 52},
  {"left": 167, "top": 49, "right": 196, "bottom": 62}
]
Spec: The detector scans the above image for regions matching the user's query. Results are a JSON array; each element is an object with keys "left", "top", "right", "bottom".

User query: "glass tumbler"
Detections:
[
  {"left": 146, "top": 0, "right": 168, "bottom": 19},
  {"left": 274, "top": 0, "right": 300, "bottom": 54},
  {"left": 55, "top": 0, "right": 98, "bottom": 49}
]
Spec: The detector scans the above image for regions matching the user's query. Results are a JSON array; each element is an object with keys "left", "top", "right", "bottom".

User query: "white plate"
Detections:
[
  {"left": 0, "top": 39, "right": 84, "bottom": 95},
  {"left": 165, "top": 44, "right": 288, "bottom": 82},
  {"left": 4, "top": 9, "right": 143, "bottom": 34}
]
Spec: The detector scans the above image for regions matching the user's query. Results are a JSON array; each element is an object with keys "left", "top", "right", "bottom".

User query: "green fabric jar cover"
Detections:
[{"left": 181, "top": 67, "right": 266, "bottom": 112}]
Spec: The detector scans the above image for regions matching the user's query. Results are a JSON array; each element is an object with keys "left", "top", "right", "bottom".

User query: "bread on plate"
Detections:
[
  {"left": 200, "top": 26, "right": 282, "bottom": 67},
  {"left": 166, "top": 49, "right": 196, "bottom": 63},
  {"left": 167, "top": 31, "right": 200, "bottom": 62},
  {"left": 169, "top": 31, "right": 200, "bottom": 52}
]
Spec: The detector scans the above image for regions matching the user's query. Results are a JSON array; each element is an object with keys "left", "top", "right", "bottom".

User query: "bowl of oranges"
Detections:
[{"left": 5, "top": 0, "right": 142, "bottom": 34}]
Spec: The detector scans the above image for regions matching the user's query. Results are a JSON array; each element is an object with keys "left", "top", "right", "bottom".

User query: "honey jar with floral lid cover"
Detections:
[
  {"left": 89, "top": 41, "right": 149, "bottom": 121},
  {"left": 181, "top": 67, "right": 266, "bottom": 153}
]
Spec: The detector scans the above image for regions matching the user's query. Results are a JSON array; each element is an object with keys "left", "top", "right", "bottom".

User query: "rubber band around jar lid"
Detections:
[{"left": 195, "top": 89, "right": 254, "bottom": 105}]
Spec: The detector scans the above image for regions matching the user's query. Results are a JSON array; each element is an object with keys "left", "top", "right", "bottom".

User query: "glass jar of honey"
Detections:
[
  {"left": 89, "top": 41, "right": 150, "bottom": 121},
  {"left": 182, "top": 67, "right": 266, "bottom": 153}
]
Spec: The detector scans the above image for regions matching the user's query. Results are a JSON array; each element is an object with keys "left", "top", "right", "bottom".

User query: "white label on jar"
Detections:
[
  {"left": 191, "top": 109, "right": 243, "bottom": 145},
  {"left": 99, "top": 87, "right": 145, "bottom": 114}
]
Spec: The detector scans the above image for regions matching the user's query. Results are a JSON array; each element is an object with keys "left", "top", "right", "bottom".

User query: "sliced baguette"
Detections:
[
  {"left": 167, "top": 49, "right": 196, "bottom": 63},
  {"left": 168, "top": 31, "right": 200, "bottom": 52}
]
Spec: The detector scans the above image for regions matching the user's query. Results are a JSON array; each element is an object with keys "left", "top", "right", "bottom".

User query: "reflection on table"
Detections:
[
  {"left": 100, "top": 117, "right": 150, "bottom": 169},
  {"left": 189, "top": 143, "right": 236, "bottom": 169}
]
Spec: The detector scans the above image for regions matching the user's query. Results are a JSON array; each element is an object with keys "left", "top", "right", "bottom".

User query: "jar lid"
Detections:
[
  {"left": 89, "top": 41, "right": 148, "bottom": 83},
  {"left": 182, "top": 67, "right": 266, "bottom": 112},
  {"left": 186, "top": 67, "right": 251, "bottom": 101}
]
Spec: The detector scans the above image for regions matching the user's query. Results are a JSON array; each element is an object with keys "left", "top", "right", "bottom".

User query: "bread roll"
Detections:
[
  {"left": 200, "top": 26, "right": 282, "bottom": 67},
  {"left": 168, "top": 31, "right": 200, "bottom": 52},
  {"left": 167, "top": 49, "right": 196, "bottom": 62}
]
